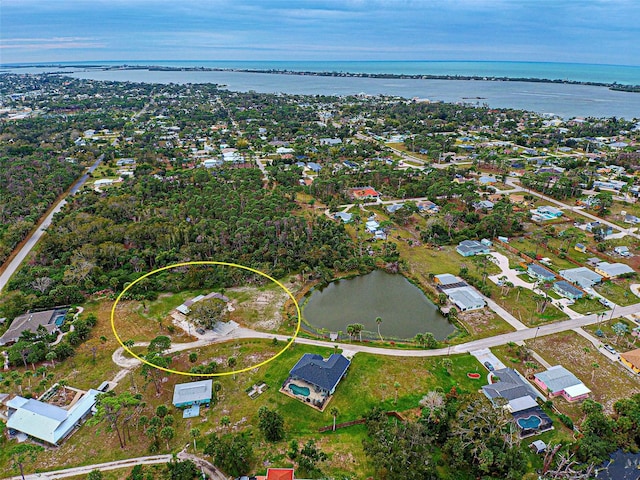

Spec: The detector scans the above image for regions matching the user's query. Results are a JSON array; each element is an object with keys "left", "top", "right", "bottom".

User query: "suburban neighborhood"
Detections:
[{"left": 1, "top": 70, "right": 640, "bottom": 480}]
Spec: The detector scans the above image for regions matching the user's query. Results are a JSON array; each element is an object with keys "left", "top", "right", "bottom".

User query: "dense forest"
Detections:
[
  {"left": 3, "top": 167, "right": 357, "bottom": 317},
  {"left": 0, "top": 152, "right": 83, "bottom": 264}
]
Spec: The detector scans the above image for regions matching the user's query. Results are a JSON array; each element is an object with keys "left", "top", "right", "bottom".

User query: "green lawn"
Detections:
[
  {"left": 2, "top": 334, "right": 488, "bottom": 479},
  {"left": 569, "top": 296, "right": 607, "bottom": 315},
  {"left": 483, "top": 280, "right": 568, "bottom": 326},
  {"left": 595, "top": 279, "right": 639, "bottom": 306}
]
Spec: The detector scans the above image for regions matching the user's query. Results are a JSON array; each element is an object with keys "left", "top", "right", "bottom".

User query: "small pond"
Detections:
[{"left": 303, "top": 270, "right": 454, "bottom": 340}]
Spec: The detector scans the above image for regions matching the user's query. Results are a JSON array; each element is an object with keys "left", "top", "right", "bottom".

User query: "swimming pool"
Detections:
[
  {"left": 517, "top": 415, "right": 542, "bottom": 430},
  {"left": 289, "top": 383, "right": 310, "bottom": 396},
  {"left": 53, "top": 314, "right": 66, "bottom": 327}
]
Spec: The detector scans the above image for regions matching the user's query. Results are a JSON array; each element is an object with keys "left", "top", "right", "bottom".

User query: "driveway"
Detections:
[{"left": 487, "top": 252, "right": 534, "bottom": 289}]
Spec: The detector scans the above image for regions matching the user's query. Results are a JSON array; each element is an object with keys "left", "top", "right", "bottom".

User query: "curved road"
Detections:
[
  {"left": 0, "top": 156, "right": 103, "bottom": 294},
  {"left": 111, "top": 302, "right": 640, "bottom": 369},
  {"left": 2, "top": 452, "right": 228, "bottom": 480}
]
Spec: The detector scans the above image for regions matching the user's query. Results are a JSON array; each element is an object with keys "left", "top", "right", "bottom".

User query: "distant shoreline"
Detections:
[{"left": 5, "top": 63, "right": 640, "bottom": 92}]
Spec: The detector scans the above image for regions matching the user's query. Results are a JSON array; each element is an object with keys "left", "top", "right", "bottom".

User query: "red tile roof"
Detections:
[{"left": 266, "top": 468, "right": 295, "bottom": 480}]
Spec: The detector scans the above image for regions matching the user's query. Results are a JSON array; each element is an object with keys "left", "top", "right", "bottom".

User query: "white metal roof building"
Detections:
[
  {"left": 445, "top": 286, "right": 486, "bottom": 311},
  {"left": 6, "top": 389, "right": 101, "bottom": 445},
  {"left": 172, "top": 380, "right": 213, "bottom": 407},
  {"left": 559, "top": 267, "right": 603, "bottom": 289},
  {"left": 595, "top": 262, "right": 635, "bottom": 278}
]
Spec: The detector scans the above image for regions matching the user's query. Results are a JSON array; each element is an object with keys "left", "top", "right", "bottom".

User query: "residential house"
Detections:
[
  {"left": 533, "top": 366, "right": 591, "bottom": 402},
  {"left": 585, "top": 221, "right": 613, "bottom": 236},
  {"left": 386, "top": 204, "right": 405, "bottom": 214},
  {"left": 333, "top": 212, "right": 352, "bottom": 223},
  {"left": 434, "top": 274, "right": 463, "bottom": 288},
  {"left": 553, "top": 281, "right": 584, "bottom": 300},
  {"left": 614, "top": 246, "right": 631, "bottom": 257},
  {"left": 6, "top": 388, "right": 101, "bottom": 445},
  {"left": 559, "top": 267, "right": 602, "bottom": 289},
  {"left": 445, "top": 286, "right": 486, "bottom": 311},
  {"left": 172, "top": 380, "right": 213, "bottom": 408},
  {"left": 259, "top": 468, "right": 296, "bottom": 480},
  {"left": 365, "top": 220, "right": 380, "bottom": 233},
  {"left": 574, "top": 243, "right": 587, "bottom": 253},
  {"left": 456, "top": 240, "right": 491, "bottom": 257},
  {"left": 349, "top": 186, "right": 380, "bottom": 200},
  {"left": 620, "top": 349, "right": 640, "bottom": 374},
  {"left": 287, "top": 353, "right": 350, "bottom": 396},
  {"left": 416, "top": 200, "right": 440, "bottom": 214},
  {"left": 481, "top": 368, "right": 552, "bottom": 436},
  {"left": 594, "top": 262, "right": 635, "bottom": 279},
  {"left": 0, "top": 308, "right": 67, "bottom": 346},
  {"left": 478, "top": 175, "right": 497, "bottom": 185},
  {"left": 527, "top": 264, "right": 556, "bottom": 282},
  {"left": 473, "top": 200, "right": 494, "bottom": 210},
  {"left": 306, "top": 162, "right": 322, "bottom": 173},
  {"left": 319, "top": 138, "right": 342, "bottom": 146},
  {"left": 624, "top": 214, "right": 640, "bottom": 224}
]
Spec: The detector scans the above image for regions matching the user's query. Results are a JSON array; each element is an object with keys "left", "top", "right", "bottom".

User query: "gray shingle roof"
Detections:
[{"left": 290, "top": 354, "right": 350, "bottom": 392}]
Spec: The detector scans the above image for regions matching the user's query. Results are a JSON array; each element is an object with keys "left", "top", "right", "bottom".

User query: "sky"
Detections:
[{"left": 2, "top": 0, "right": 639, "bottom": 65}]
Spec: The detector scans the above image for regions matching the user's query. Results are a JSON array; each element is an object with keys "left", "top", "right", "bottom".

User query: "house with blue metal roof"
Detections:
[
  {"left": 527, "top": 264, "right": 556, "bottom": 282},
  {"left": 6, "top": 388, "right": 101, "bottom": 445},
  {"left": 553, "top": 281, "right": 584, "bottom": 300}
]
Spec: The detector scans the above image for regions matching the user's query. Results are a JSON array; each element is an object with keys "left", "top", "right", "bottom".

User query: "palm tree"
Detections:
[
  {"left": 46, "top": 351, "right": 57, "bottom": 368},
  {"left": 23, "top": 371, "right": 33, "bottom": 389},
  {"left": 515, "top": 286, "right": 524, "bottom": 302},
  {"left": 414, "top": 333, "right": 425, "bottom": 347},
  {"left": 591, "top": 362, "right": 600, "bottom": 382},
  {"left": 393, "top": 382, "right": 401, "bottom": 405},
  {"left": 375, "top": 317, "right": 383, "bottom": 341},
  {"left": 190, "top": 428, "right": 200, "bottom": 451},
  {"left": 330, "top": 407, "right": 340, "bottom": 431}
]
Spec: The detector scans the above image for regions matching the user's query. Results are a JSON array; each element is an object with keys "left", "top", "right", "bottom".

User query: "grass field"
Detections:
[
  {"left": 595, "top": 278, "right": 638, "bottom": 306},
  {"left": 1, "top": 325, "right": 490, "bottom": 479}
]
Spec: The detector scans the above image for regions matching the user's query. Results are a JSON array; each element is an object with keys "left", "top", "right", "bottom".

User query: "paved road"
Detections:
[
  {"left": 1, "top": 452, "right": 228, "bottom": 480},
  {"left": 0, "top": 156, "right": 103, "bottom": 294},
  {"left": 110, "top": 302, "right": 640, "bottom": 366},
  {"left": 506, "top": 178, "right": 640, "bottom": 240}
]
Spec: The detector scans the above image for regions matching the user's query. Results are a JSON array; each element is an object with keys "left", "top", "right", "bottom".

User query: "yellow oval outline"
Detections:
[{"left": 110, "top": 261, "right": 301, "bottom": 377}]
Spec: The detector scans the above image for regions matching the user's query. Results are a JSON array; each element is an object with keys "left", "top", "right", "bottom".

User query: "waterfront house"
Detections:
[
  {"left": 444, "top": 286, "right": 486, "bottom": 311},
  {"left": 533, "top": 365, "right": 591, "bottom": 402}
]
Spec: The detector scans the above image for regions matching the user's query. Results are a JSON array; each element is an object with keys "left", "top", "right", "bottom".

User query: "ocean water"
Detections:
[
  {"left": 5, "top": 60, "right": 640, "bottom": 84},
  {"left": 3, "top": 61, "right": 640, "bottom": 119}
]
